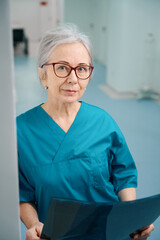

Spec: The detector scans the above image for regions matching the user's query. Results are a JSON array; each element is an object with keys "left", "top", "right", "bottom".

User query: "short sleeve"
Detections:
[
  {"left": 18, "top": 153, "right": 36, "bottom": 203},
  {"left": 110, "top": 129, "right": 138, "bottom": 194}
]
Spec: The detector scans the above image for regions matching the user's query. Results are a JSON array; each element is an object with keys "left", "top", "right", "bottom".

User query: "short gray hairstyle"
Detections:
[{"left": 37, "top": 23, "right": 93, "bottom": 68}]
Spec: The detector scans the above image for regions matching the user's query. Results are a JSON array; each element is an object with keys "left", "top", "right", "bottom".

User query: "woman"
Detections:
[{"left": 17, "top": 24, "right": 154, "bottom": 240}]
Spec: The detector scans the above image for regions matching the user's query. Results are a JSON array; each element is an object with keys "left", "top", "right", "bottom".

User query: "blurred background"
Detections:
[{"left": 6, "top": 0, "right": 160, "bottom": 239}]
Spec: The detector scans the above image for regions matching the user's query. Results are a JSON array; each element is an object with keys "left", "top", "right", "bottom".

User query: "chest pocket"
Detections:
[
  {"left": 34, "top": 154, "right": 92, "bottom": 193},
  {"left": 90, "top": 151, "right": 111, "bottom": 189},
  {"left": 33, "top": 152, "right": 111, "bottom": 200}
]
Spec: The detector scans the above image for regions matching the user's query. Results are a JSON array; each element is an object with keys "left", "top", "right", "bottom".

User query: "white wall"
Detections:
[
  {"left": 64, "top": 0, "right": 109, "bottom": 64},
  {"left": 10, "top": 0, "right": 64, "bottom": 56},
  {"left": 106, "top": 0, "right": 160, "bottom": 93},
  {"left": 0, "top": 0, "right": 20, "bottom": 239}
]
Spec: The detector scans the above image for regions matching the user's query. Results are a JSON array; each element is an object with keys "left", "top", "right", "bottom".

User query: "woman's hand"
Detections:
[
  {"left": 130, "top": 224, "right": 154, "bottom": 239},
  {"left": 25, "top": 221, "right": 45, "bottom": 240}
]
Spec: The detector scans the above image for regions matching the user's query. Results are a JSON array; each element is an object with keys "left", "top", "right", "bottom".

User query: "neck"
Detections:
[{"left": 42, "top": 100, "right": 81, "bottom": 119}]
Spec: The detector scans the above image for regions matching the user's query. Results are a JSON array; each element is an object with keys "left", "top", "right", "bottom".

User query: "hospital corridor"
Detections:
[{"left": 0, "top": 0, "right": 160, "bottom": 239}]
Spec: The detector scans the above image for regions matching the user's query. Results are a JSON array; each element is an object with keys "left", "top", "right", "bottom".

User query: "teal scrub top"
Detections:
[{"left": 17, "top": 101, "right": 137, "bottom": 238}]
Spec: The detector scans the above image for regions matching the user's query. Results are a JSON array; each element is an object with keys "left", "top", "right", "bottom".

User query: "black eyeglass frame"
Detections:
[{"left": 42, "top": 62, "right": 94, "bottom": 80}]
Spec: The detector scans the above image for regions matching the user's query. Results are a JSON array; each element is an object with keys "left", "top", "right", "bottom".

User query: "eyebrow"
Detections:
[{"left": 57, "top": 61, "right": 91, "bottom": 66}]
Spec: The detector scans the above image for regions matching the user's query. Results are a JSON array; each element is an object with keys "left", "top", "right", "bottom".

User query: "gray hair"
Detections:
[{"left": 37, "top": 23, "right": 93, "bottom": 68}]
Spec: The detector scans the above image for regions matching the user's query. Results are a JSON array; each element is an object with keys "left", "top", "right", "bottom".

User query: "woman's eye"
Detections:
[
  {"left": 78, "top": 67, "right": 86, "bottom": 72},
  {"left": 59, "top": 65, "right": 66, "bottom": 70}
]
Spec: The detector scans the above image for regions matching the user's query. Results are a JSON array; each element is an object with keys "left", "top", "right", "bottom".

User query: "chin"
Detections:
[{"left": 61, "top": 96, "right": 80, "bottom": 104}]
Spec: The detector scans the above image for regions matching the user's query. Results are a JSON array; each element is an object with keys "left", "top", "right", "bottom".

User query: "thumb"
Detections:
[{"left": 35, "top": 223, "right": 44, "bottom": 237}]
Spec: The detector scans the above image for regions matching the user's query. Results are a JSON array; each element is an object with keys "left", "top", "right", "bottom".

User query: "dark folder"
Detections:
[{"left": 41, "top": 194, "right": 160, "bottom": 240}]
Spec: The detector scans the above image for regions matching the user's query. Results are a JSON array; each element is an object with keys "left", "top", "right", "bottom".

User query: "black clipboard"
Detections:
[{"left": 41, "top": 194, "right": 160, "bottom": 240}]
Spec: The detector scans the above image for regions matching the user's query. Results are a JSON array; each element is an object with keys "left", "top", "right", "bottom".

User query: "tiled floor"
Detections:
[{"left": 14, "top": 57, "right": 160, "bottom": 240}]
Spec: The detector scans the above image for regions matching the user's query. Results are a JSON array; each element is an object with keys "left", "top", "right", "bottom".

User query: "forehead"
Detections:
[{"left": 49, "top": 42, "right": 91, "bottom": 64}]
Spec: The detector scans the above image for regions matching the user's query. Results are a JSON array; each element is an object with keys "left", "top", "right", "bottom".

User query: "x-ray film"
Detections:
[{"left": 41, "top": 194, "right": 160, "bottom": 240}]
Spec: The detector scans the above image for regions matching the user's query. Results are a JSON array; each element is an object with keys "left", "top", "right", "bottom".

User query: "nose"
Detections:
[{"left": 67, "top": 69, "right": 78, "bottom": 84}]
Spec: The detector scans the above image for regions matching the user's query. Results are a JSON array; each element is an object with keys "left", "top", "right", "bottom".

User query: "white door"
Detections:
[
  {"left": 38, "top": 0, "right": 64, "bottom": 39},
  {"left": 0, "top": 0, "right": 20, "bottom": 239}
]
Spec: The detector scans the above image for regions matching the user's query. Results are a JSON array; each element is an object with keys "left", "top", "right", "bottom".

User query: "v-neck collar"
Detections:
[{"left": 37, "top": 101, "right": 83, "bottom": 135}]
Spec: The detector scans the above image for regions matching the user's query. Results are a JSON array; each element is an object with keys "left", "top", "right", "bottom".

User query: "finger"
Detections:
[
  {"left": 130, "top": 231, "right": 141, "bottom": 238},
  {"left": 130, "top": 232, "right": 143, "bottom": 239},
  {"left": 138, "top": 236, "right": 147, "bottom": 240},
  {"left": 131, "top": 234, "right": 148, "bottom": 240},
  {"left": 141, "top": 231, "right": 150, "bottom": 237},
  {"left": 140, "top": 225, "right": 150, "bottom": 231},
  {"left": 132, "top": 236, "right": 147, "bottom": 240},
  {"left": 26, "top": 236, "right": 40, "bottom": 240},
  {"left": 130, "top": 226, "right": 148, "bottom": 238},
  {"left": 141, "top": 224, "right": 154, "bottom": 237},
  {"left": 132, "top": 233, "right": 139, "bottom": 239},
  {"left": 35, "top": 223, "right": 44, "bottom": 237},
  {"left": 26, "top": 229, "right": 41, "bottom": 240}
]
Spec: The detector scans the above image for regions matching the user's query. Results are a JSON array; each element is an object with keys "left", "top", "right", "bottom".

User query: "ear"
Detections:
[{"left": 38, "top": 67, "right": 47, "bottom": 87}]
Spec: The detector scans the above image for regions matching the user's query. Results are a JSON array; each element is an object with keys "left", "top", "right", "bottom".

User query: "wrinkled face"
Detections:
[{"left": 39, "top": 42, "right": 92, "bottom": 104}]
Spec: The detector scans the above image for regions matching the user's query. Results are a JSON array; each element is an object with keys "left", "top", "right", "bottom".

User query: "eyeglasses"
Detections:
[{"left": 42, "top": 62, "right": 94, "bottom": 80}]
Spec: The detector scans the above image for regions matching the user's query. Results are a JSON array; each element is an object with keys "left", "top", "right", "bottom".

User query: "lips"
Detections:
[
  {"left": 62, "top": 89, "right": 78, "bottom": 95},
  {"left": 63, "top": 89, "right": 78, "bottom": 92}
]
